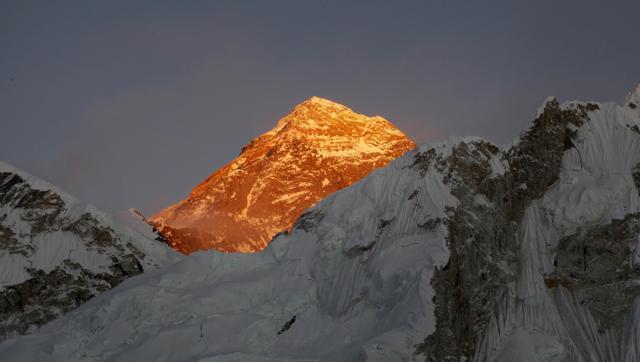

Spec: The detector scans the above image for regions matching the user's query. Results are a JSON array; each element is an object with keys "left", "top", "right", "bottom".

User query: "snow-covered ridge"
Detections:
[
  {"left": 474, "top": 97, "right": 640, "bottom": 361},
  {"left": 626, "top": 84, "right": 640, "bottom": 107},
  {"left": 0, "top": 161, "right": 179, "bottom": 275},
  {"left": 0, "top": 161, "right": 180, "bottom": 342},
  {"left": 0, "top": 160, "right": 77, "bottom": 205},
  {"left": 274, "top": 96, "right": 369, "bottom": 129}
]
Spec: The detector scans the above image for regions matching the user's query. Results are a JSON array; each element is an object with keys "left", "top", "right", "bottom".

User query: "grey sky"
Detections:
[{"left": 2, "top": 0, "right": 639, "bottom": 214}]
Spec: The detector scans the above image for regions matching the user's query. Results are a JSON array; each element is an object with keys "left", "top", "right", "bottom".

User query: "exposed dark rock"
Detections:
[
  {"left": 0, "top": 169, "right": 150, "bottom": 342},
  {"left": 62, "top": 213, "right": 125, "bottom": 251},
  {"left": 0, "top": 254, "right": 143, "bottom": 341},
  {"left": 151, "top": 223, "right": 218, "bottom": 253},
  {"left": 15, "top": 189, "right": 64, "bottom": 210},
  {"left": 549, "top": 214, "right": 640, "bottom": 333},
  {"left": 271, "top": 230, "right": 289, "bottom": 240},
  {"left": 581, "top": 103, "right": 600, "bottom": 112},
  {"left": 0, "top": 220, "right": 32, "bottom": 256},
  {"left": 407, "top": 190, "right": 419, "bottom": 200},
  {"left": 293, "top": 210, "right": 325, "bottom": 232},
  {"left": 109, "top": 254, "right": 144, "bottom": 280},
  {"left": 412, "top": 148, "right": 438, "bottom": 176},
  {"left": 344, "top": 241, "right": 376, "bottom": 258},
  {"left": 0, "top": 173, "right": 64, "bottom": 213},
  {"left": 0, "top": 172, "right": 67, "bottom": 237},
  {"left": 344, "top": 219, "right": 391, "bottom": 258},
  {"left": 417, "top": 218, "right": 442, "bottom": 231},
  {"left": 632, "top": 163, "right": 640, "bottom": 196},
  {"left": 506, "top": 99, "right": 587, "bottom": 220},
  {"left": 415, "top": 99, "right": 591, "bottom": 361},
  {"left": 277, "top": 315, "right": 296, "bottom": 335},
  {"left": 415, "top": 141, "right": 517, "bottom": 361},
  {"left": 0, "top": 173, "right": 24, "bottom": 201}
]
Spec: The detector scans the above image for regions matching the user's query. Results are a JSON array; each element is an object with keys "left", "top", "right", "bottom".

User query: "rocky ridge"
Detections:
[{"left": 0, "top": 162, "right": 179, "bottom": 342}]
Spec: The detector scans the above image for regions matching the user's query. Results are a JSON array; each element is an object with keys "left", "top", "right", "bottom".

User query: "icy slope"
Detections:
[
  {"left": 2, "top": 86, "right": 640, "bottom": 361},
  {"left": 0, "top": 161, "right": 180, "bottom": 341},
  {"left": 476, "top": 93, "right": 640, "bottom": 361}
]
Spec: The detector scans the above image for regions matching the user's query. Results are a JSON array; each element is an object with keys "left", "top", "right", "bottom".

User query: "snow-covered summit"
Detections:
[
  {"left": 150, "top": 97, "right": 415, "bottom": 253},
  {"left": 275, "top": 96, "right": 388, "bottom": 131},
  {"left": 298, "top": 96, "right": 350, "bottom": 109},
  {"left": 625, "top": 83, "right": 640, "bottom": 108}
]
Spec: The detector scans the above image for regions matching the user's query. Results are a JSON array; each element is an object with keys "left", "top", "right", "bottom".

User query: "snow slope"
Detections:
[
  {"left": 0, "top": 161, "right": 181, "bottom": 341},
  {"left": 477, "top": 93, "right": 640, "bottom": 361},
  {"left": 2, "top": 86, "right": 640, "bottom": 361}
]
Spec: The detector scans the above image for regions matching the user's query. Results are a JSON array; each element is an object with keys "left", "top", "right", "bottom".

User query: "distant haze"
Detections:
[{"left": 2, "top": 1, "right": 639, "bottom": 214}]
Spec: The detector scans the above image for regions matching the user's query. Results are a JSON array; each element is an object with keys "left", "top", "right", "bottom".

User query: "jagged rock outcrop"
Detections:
[
  {"left": 472, "top": 92, "right": 640, "bottom": 361},
  {"left": 0, "top": 162, "right": 179, "bottom": 342},
  {"left": 1, "top": 86, "right": 640, "bottom": 361},
  {"left": 415, "top": 99, "right": 602, "bottom": 360},
  {"left": 151, "top": 96, "right": 415, "bottom": 254},
  {"left": 548, "top": 213, "right": 640, "bottom": 332}
]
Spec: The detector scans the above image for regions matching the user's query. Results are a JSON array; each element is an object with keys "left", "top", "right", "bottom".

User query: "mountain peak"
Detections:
[
  {"left": 273, "top": 96, "right": 389, "bottom": 133},
  {"left": 151, "top": 98, "right": 415, "bottom": 253},
  {"left": 305, "top": 95, "right": 341, "bottom": 106},
  {"left": 290, "top": 96, "right": 353, "bottom": 115},
  {"left": 626, "top": 83, "right": 640, "bottom": 107},
  {"left": 298, "top": 95, "right": 348, "bottom": 108}
]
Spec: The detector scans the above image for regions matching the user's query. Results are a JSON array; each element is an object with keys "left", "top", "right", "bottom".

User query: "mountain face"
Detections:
[
  {"left": 151, "top": 96, "right": 415, "bottom": 254},
  {"left": 0, "top": 161, "right": 180, "bottom": 343},
  {"left": 2, "top": 86, "right": 640, "bottom": 362}
]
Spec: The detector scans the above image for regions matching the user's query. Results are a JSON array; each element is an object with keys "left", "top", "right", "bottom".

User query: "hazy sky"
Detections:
[{"left": 2, "top": 1, "right": 639, "bottom": 215}]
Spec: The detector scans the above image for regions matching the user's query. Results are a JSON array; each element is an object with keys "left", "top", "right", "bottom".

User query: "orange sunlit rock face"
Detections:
[{"left": 151, "top": 97, "right": 415, "bottom": 254}]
